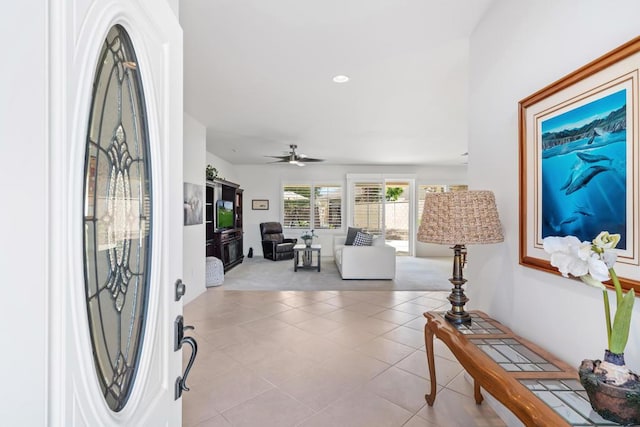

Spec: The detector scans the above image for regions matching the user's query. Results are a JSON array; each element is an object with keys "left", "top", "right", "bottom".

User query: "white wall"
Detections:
[
  {"left": 1, "top": 2, "right": 46, "bottom": 424},
  {"left": 167, "top": 0, "right": 179, "bottom": 17},
  {"left": 183, "top": 113, "right": 207, "bottom": 303},
  {"left": 468, "top": 0, "right": 640, "bottom": 370},
  {"left": 181, "top": 130, "right": 237, "bottom": 303},
  {"left": 234, "top": 163, "right": 466, "bottom": 258}
]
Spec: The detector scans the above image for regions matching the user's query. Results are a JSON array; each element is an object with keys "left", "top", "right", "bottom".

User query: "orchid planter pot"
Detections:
[{"left": 579, "top": 355, "right": 640, "bottom": 425}]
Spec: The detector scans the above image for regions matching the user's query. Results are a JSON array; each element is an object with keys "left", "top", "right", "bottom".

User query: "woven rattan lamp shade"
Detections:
[{"left": 417, "top": 191, "right": 503, "bottom": 245}]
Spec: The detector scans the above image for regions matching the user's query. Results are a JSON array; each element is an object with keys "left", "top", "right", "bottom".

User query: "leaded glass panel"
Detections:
[
  {"left": 519, "top": 379, "right": 618, "bottom": 425},
  {"left": 470, "top": 338, "right": 562, "bottom": 372},
  {"left": 83, "top": 25, "right": 152, "bottom": 412}
]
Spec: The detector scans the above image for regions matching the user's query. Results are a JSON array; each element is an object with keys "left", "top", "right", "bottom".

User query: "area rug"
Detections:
[{"left": 220, "top": 256, "right": 453, "bottom": 291}]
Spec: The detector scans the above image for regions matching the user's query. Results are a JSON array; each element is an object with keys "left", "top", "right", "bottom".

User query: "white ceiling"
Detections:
[{"left": 181, "top": 0, "right": 494, "bottom": 166}]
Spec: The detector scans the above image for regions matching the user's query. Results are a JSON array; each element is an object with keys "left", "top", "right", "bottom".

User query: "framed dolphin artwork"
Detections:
[{"left": 519, "top": 36, "right": 640, "bottom": 294}]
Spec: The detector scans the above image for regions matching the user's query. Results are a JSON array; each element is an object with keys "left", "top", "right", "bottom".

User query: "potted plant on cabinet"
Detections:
[
  {"left": 299, "top": 230, "right": 317, "bottom": 267},
  {"left": 543, "top": 231, "right": 639, "bottom": 425},
  {"left": 206, "top": 164, "right": 217, "bottom": 181},
  {"left": 300, "top": 229, "right": 317, "bottom": 248}
]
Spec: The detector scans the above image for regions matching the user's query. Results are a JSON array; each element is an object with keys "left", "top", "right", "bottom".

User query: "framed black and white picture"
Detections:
[
  {"left": 252, "top": 199, "right": 269, "bottom": 210},
  {"left": 183, "top": 182, "right": 204, "bottom": 225}
]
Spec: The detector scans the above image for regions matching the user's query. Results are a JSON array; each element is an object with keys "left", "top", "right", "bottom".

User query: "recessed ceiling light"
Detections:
[{"left": 332, "top": 75, "right": 350, "bottom": 83}]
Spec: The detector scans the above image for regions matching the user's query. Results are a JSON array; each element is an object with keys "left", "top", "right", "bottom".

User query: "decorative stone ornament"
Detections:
[{"left": 579, "top": 358, "right": 640, "bottom": 425}]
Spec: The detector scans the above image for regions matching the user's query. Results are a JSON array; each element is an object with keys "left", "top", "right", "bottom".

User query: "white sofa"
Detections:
[{"left": 333, "top": 235, "right": 396, "bottom": 279}]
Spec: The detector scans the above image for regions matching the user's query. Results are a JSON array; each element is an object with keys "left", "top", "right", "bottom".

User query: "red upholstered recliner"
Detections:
[{"left": 259, "top": 222, "right": 297, "bottom": 261}]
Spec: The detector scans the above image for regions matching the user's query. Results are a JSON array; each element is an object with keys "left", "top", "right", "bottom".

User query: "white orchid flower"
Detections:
[
  {"left": 542, "top": 235, "right": 609, "bottom": 286},
  {"left": 593, "top": 231, "right": 621, "bottom": 251},
  {"left": 543, "top": 231, "right": 634, "bottom": 363},
  {"left": 580, "top": 274, "right": 606, "bottom": 290},
  {"left": 601, "top": 250, "right": 618, "bottom": 269},
  {"left": 543, "top": 235, "right": 587, "bottom": 277}
]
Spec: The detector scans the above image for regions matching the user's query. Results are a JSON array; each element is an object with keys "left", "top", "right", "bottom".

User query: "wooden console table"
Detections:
[{"left": 423, "top": 311, "right": 617, "bottom": 426}]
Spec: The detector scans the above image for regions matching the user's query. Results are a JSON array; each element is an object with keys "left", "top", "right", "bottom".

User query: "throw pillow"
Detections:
[
  {"left": 353, "top": 231, "right": 373, "bottom": 246},
  {"left": 345, "top": 227, "right": 362, "bottom": 245}
]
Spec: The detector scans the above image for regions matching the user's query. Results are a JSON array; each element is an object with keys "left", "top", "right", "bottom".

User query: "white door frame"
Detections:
[
  {"left": 346, "top": 173, "right": 416, "bottom": 256},
  {"left": 47, "top": 1, "right": 184, "bottom": 425}
]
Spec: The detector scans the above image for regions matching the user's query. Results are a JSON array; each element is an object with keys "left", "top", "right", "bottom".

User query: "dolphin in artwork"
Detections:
[
  {"left": 560, "top": 157, "right": 586, "bottom": 191},
  {"left": 565, "top": 165, "right": 612, "bottom": 195},
  {"left": 559, "top": 215, "right": 580, "bottom": 226},
  {"left": 576, "top": 151, "right": 612, "bottom": 164},
  {"left": 559, "top": 170, "right": 575, "bottom": 191},
  {"left": 587, "top": 127, "right": 603, "bottom": 145},
  {"left": 573, "top": 205, "right": 594, "bottom": 217}
]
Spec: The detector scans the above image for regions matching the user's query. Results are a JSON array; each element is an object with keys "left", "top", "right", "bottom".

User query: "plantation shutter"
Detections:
[
  {"left": 283, "top": 185, "right": 311, "bottom": 228},
  {"left": 353, "top": 182, "right": 384, "bottom": 234},
  {"left": 314, "top": 185, "right": 342, "bottom": 229}
]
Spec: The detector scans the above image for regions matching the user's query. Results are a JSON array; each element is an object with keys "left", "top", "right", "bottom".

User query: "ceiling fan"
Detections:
[{"left": 266, "top": 144, "right": 325, "bottom": 166}]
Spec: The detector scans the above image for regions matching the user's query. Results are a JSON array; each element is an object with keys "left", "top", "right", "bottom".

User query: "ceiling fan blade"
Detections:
[{"left": 265, "top": 145, "right": 324, "bottom": 164}]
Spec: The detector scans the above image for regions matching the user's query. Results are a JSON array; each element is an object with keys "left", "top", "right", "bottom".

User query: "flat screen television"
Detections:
[{"left": 216, "top": 200, "right": 234, "bottom": 229}]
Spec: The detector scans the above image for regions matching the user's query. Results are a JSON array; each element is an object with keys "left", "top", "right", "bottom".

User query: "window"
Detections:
[
  {"left": 83, "top": 25, "right": 152, "bottom": 412},
  {"left": 353, "top": 182, "right": 384, "bottom": 234},
  {"left": 283, "top": 185, "right": 311, "bottom": 228},
  {"left": 283, "top": 184, "right": 342, "bottom": 229},
  {"left": 314, "top": 185, "right": 342, "bottom": 229}
]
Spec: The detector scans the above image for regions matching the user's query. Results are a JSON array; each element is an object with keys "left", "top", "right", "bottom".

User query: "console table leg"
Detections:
[
  {"left": 424, "top": 323, "right": 437, "bottom": 406},
  {"left": 474, "top": 380, "right": 483, "bottom": 404}
]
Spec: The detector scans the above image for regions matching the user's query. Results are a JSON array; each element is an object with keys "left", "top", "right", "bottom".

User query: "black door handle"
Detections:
[
  {"left": 175, "top": 336, "right": 198, "bottom": 399},
  {"left": 174, "top": 315, "right": 198, "bottom": 400}
]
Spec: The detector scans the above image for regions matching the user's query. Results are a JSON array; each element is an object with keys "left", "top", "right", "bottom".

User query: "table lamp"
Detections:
[{"left": 417, "top": 190, "right": 503, "bottom": 324}]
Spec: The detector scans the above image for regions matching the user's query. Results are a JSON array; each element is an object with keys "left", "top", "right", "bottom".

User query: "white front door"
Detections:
[{"left": 47, "top": 1, "right": 185, "bottom": 425}]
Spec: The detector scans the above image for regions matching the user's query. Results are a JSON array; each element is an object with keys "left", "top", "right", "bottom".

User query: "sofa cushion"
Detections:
[
  {"left": 345, "top": 227, "right": 362, "bottom": 245},
  {"left": 353, "top": 231, "right": 373, "bottom": 246},
  {"left": 334, "top": 238, "right": 396, "bottom": 279},
  {"left": 372, "top": 236, "right": 386, "bottom": 246}
]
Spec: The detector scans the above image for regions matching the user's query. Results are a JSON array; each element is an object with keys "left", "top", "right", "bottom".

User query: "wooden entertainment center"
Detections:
[{"left": 205, "top": 178, "right": 243, "bottom": 271}]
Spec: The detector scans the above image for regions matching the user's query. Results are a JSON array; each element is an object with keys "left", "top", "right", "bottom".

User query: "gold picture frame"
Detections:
[{"left": 519, "top": 36, "right": 640, "bottom": 293}]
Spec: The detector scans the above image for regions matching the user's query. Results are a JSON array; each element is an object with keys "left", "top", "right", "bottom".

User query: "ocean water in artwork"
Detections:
[{"left": 541, "top": 90, "right": 627, "bottom": 249}]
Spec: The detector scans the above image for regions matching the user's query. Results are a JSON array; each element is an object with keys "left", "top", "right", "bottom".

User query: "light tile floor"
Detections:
[{"left": 182, "top": 288, "right": 506, "bottom": 427}]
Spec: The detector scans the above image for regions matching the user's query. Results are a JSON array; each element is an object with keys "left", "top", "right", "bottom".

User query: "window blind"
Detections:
[
  {"left": 353, "top": 182, "right": 383, "bottom": 234},
  {"left": 314, "top": 185, "right": 342, "bottom": 229},
  {"left": 283, "top": 185, "right": 311, "bottom": 228},
  {"left": 283, "top": 184, "right": 343, "bottom": 229}
]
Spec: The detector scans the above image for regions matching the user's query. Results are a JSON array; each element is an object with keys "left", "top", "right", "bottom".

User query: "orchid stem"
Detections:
[
  {"left": 610, "top": 268, "right": 623, "bottom": 308},
  {"left": 603, "top": 289, "right": 612, "bottom": 349}
]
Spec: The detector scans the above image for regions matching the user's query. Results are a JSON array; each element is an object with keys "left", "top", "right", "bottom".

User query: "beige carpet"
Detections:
[{"left": 219, "top": 256, "right": 453, "bottom": 291}]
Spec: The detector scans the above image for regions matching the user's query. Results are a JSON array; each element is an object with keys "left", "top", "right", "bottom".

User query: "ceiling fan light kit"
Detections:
[{"left": 267, "top": 144, "right": 324, "bottom": 166}]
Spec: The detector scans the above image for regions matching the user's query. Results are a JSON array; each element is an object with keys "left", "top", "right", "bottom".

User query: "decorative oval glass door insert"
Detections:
[{"left": 83, "top": 25, "right": 152, "bottom": 412}]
